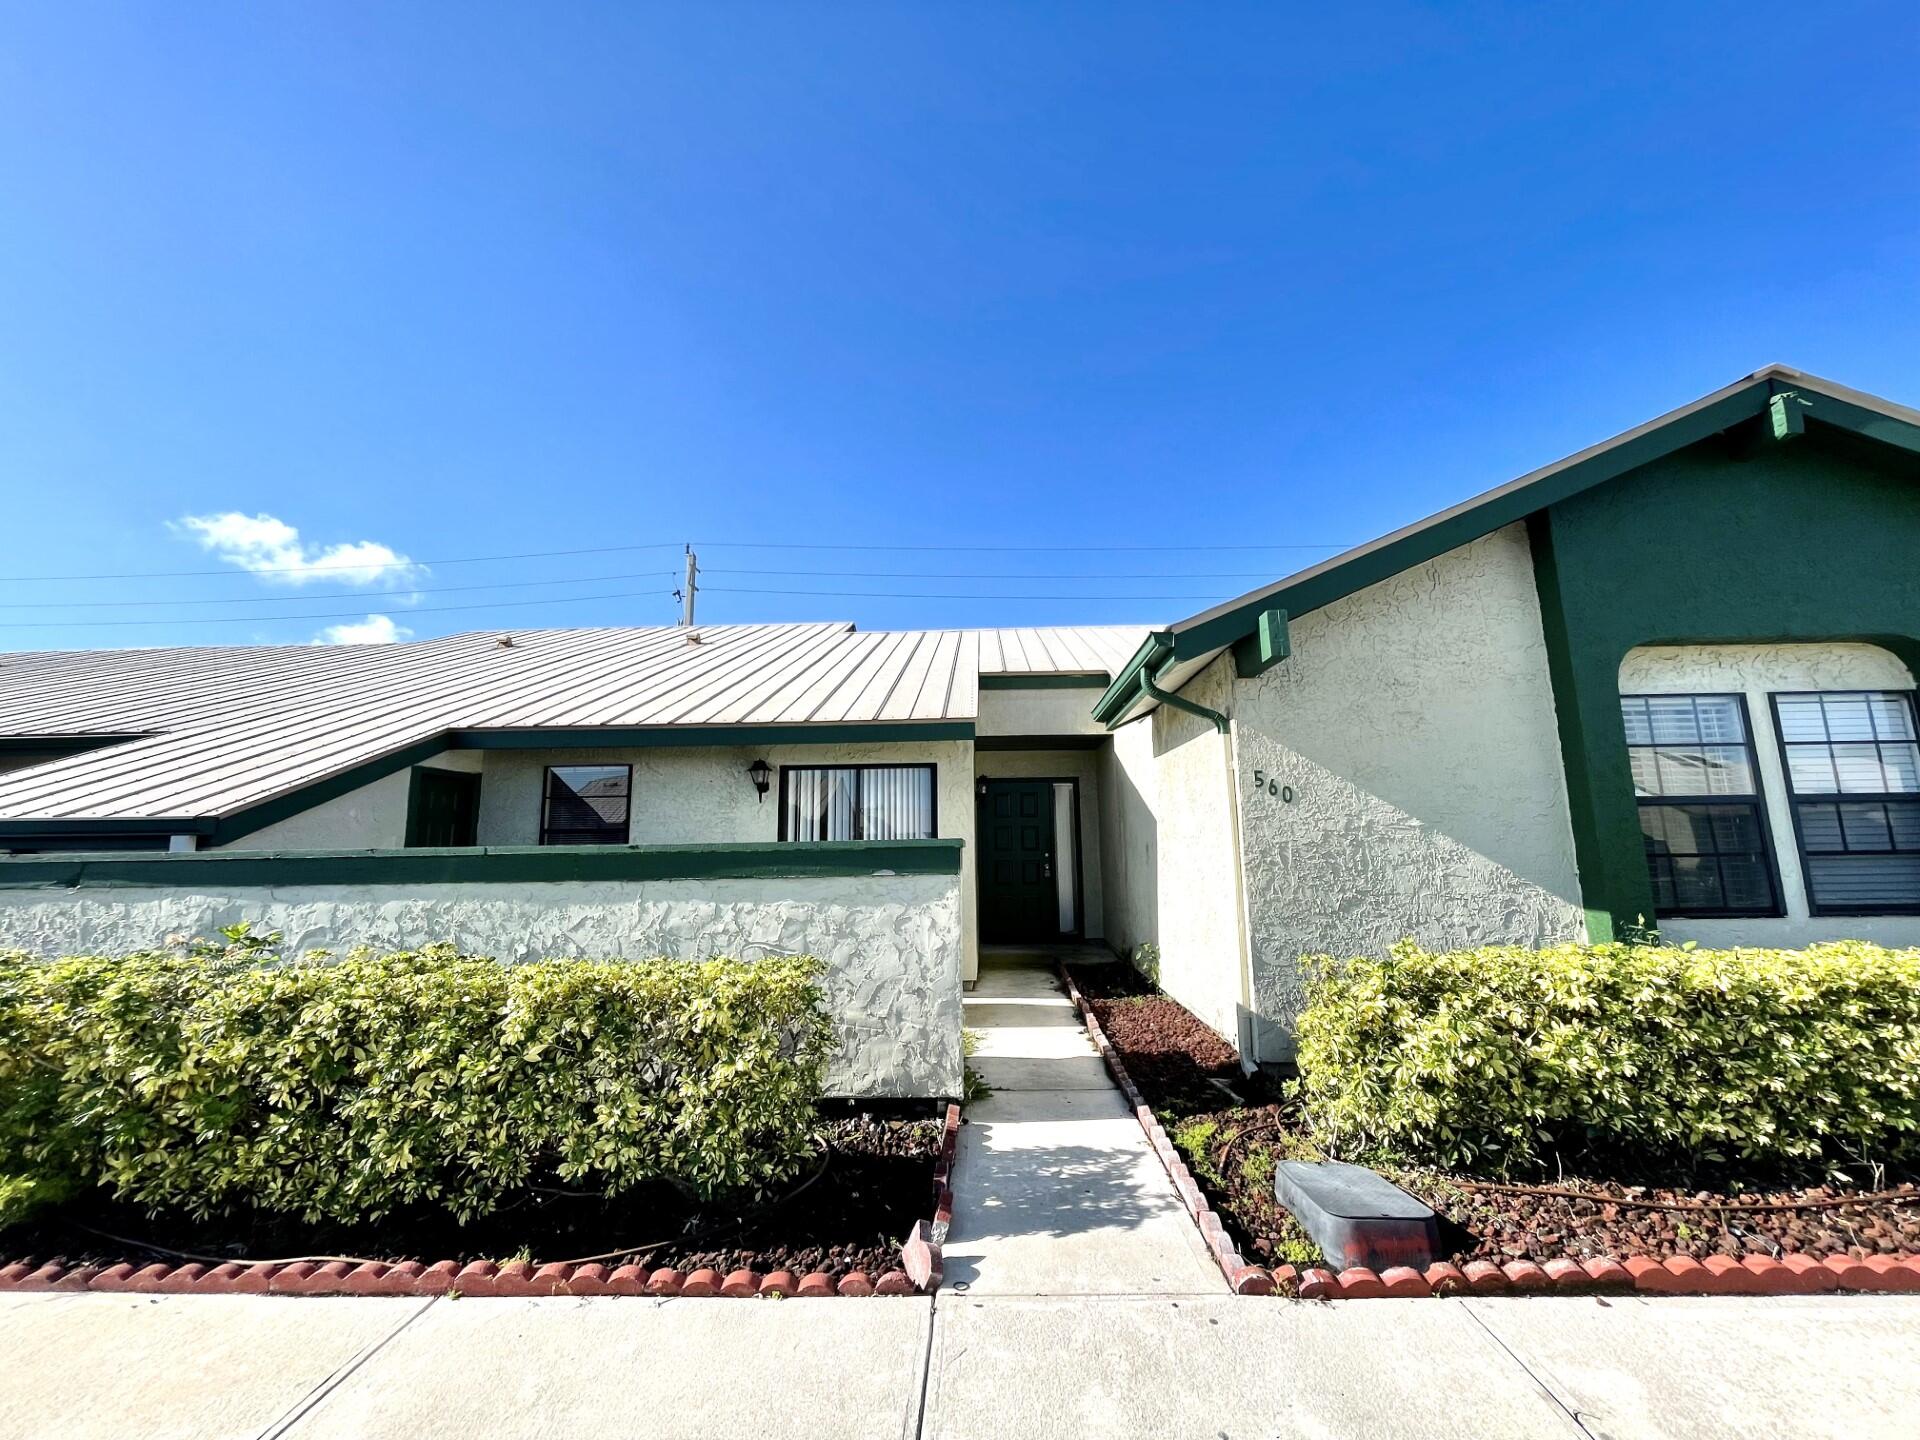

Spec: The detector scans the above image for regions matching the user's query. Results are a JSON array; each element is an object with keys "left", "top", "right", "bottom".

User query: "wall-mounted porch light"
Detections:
[{"left": 747, "top": 758, "right": 772, "bottom": 802}]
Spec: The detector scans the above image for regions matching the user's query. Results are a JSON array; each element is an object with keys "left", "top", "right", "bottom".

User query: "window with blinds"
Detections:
[
  {"left": 1772, "top": 691, "right": 1920, "bottom": 914},
  {"left": 780, "top": 764, "right": 936, "bottom": 842},
  {"left": 1620, "top": 694, "right": 1780, "bottom": 917}
]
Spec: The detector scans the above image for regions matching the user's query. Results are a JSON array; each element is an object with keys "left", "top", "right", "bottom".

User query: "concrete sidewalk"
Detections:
[
  {"left": 6, "top": 1289, "right": 1919, "bottom": 1439},
  {"left": 942, "top": 953, "right": 1222, "bottom": 1295}
]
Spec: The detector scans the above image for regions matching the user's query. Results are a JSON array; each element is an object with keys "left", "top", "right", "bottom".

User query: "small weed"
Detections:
[
  {"left": 962, "top": 1063, "right": 993, "bottom": 1105},
  {"left": 962, "top": 1028, "right": 983, "bottom": 1059}
]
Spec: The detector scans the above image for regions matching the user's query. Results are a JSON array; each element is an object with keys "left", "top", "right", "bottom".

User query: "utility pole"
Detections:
[{"left": 679, "top": 545, "right": 698, "bottom": 627}]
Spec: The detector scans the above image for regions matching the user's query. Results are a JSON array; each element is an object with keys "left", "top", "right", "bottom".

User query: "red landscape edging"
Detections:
[
  {"left": 1055, "top": 964, "right": 1920, "bottom": 1302},
  {"left": 0, "top": 1103, "right": 965, "bottom": 1302}
]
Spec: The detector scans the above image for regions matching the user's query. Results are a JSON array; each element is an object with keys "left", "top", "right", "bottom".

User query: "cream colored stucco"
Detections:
[
  {"left": 975, "top": 687, "right": 1109, "bottom": 738},
  {"left": 1229, "top": 523, "right": 1587, "bottom": 1055},
  {"left": 224, "top": 751, "right": 484, "bottom": 851},
  {"left": 972, "top": 747, "right": 1107, "bottom": 939},
  {"left": 1618, "top": 642, "right": 1920, "bottom": 949},
  {"left": 0, "top": 873, "right": 963, "bottom": 1097}
]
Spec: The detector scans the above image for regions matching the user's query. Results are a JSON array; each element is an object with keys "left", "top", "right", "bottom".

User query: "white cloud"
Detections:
[
  {"left": 315, "top": 614, "right": 413, "bottom": 645},
  {"left": 173, "top": 511, "right": 422, "bottom": 587}
]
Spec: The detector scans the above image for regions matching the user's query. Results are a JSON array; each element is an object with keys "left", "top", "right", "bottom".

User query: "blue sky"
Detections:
[{"left": 2, "top": 2, "right": 1916, "bottom": 649}]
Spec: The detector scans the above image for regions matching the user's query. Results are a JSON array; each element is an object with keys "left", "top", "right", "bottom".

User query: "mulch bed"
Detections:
[
  {"left": 1, "top": 1108, "right": 942, "bottom": 1285},
  {"left": 1063, "top": 961, "right": 1920, "bottom": 1270}
]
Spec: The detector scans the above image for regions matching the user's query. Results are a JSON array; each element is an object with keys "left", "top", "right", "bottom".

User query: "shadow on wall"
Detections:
[{"left": 1096, "top": 741, "right": 1158, "bottom": 959}]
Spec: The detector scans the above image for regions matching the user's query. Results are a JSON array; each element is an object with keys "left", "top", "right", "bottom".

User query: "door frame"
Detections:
[
  {"left": 974, "top": 774, "right": 1085, "bottom": 942},
  {"left": 405, "top": 765, "right": 483, "bottom": 848}
]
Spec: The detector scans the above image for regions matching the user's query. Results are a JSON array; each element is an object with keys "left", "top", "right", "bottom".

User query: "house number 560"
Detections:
[{"left": 1251, "top": 770, "right": 1293, "bottom": 803}]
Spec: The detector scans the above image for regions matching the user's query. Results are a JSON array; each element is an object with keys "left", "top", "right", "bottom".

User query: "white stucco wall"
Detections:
[
  {"left": 975, "top": 687, "right": 1109, "bottom": 738},
  {"left": 1093, "top": 656, "right": 1248, "bottom": 1045},
  {"left": 0, "top": 873, "right": 964, "bottom": 1098},
  {"left": 973, "top": 747, "right": 1107, "bottom": 940},
  {"left": 473, "top": 740, "right": 978, "bottom": 979},
  {"left": 1230, "top": 524, "right": 1587, "bottom": 1054},
  {"left": 218, "top": 740, "right": 980, "bottom": 981},
  {"left": 1619, "top": 642, "right": 1920, "bottom": 949}
]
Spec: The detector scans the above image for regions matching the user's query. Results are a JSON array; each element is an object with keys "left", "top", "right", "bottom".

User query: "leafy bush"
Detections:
[
  {"left": 1293, "top": 940, "right": 1920, "bottom": 1173},
  {"left": 0, "top": 935, "right": 833, "bottom": 1226}
]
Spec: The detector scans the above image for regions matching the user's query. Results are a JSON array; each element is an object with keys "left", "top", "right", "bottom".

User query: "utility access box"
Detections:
[{"left": 1274, "top": 1160, "right": 1440, "bottom": 1272}]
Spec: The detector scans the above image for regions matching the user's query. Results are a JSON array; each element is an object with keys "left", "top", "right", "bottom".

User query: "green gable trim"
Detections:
[
  {"left": 211, "top": 734, "right": 452, "bottom": 846},
  {"left": 0, "top": 838, "right": 965, "bottom": 890},
  {"left": 977, "top": 674, "right": 1110, "bottom": 690},
  {"left": 1529, "top": 428, "right": 1920, "bottom": 940},
  {"left": 1093, "top": 369, "right": 1920, "bottom": 726}
]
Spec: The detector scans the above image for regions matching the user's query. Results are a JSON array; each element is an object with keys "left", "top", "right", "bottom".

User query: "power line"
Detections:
[
  {"left": 0, "top": 589, "right": 677, "bottom": 630},
  {"left": 701, "top": 567, "right": 1283, "bottom": 581},
  {"left": 0, "top": 571, "right": 678, "bottom": 611},
  {"left": 704, "top": 586, "right": 1224, "bottom": 601},
  {"left": 695, "top": 539, "right": 1351, "bottom": 553},
  {"left": 0, "top": 542, "right": 684, "bottom": 584}
]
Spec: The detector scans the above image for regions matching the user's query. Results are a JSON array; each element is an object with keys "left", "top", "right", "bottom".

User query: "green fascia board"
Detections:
[
  {"left": 1132, "top": 371, "right": 1920, "bottom": 678},
  {"left": 977, "top": 674, "right": 1110, "bottom": 690},
  {"left": 448, "top": 722, "right": 974, "bottom": 749},
  {"left": 0, "top": 838, "right": 966, "bottom": 889},
  {"left": 210, "top": 733, "right": 454, "bottom": 846},
  {"left": 1090, "top": 632, "right": 1173, "bottom": 727},
  {"left": 0, "top": 816, "right": 217, "bottom": 838}
]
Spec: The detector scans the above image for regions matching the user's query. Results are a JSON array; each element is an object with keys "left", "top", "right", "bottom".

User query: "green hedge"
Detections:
[
  {"left": 0, "top": 934, "right": 833, "bottom": 1226},
  {"left": 1294, "top": 940, "right": 1920, "bottom": 1173}
]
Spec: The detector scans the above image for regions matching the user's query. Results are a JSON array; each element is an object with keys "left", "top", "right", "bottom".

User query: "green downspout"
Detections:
[{"left": 1140, "top": 654, "right": 1229, "bottom": 733}]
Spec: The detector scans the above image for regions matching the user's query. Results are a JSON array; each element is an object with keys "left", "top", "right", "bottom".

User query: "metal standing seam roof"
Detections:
[{"left": 0, "top": 623, "right": 1150, "bottom": 824}]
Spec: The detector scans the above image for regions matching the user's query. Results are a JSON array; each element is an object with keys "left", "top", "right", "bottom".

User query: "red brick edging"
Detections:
[
  {"left": 1055, "top": 965, "right": 1920, "bottom": 1301},
  {"left": 0, "top": 1104, "right": 965, "bottom": 1302}
]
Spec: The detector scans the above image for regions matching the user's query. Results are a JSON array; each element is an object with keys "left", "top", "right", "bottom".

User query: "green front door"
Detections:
[
  {"left": 977, "top": 779, "right": 1059, "bottom": 943},
  {"left": 405, "top": 767, "right": 482, "bottom": 847}
]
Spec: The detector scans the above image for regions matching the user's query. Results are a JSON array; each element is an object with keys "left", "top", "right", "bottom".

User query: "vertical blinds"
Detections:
[{"left": 784, "top": 765, "right": 936, "bottom": 842}]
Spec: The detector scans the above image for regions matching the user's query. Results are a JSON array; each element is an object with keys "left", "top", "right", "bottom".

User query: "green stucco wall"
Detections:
[{"left": 1529, "top": 425, "right": 1920, "bottom": 939}]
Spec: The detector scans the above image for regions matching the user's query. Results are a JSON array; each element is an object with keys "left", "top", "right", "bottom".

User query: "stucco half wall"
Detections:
[
  {"left": 1230, "top": 523, "right": 1588, "bottom": 1054},
  {"left": 0, "top": 872, "right": 964, "bottom": 1099}
]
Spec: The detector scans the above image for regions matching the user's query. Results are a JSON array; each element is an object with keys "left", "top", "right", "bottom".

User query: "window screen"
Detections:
[
  {"left": 540, "top": 765, "right": 632, "bottom": 845},
  {"left": 1620, "top": 694, "right": 1779, "bottom": 917},
  {"left": 781, "top": 765, "right": 936, "bottom": 842},
  {"left": 1772, "top": 691, "right": 1920, "bottom": 913}
]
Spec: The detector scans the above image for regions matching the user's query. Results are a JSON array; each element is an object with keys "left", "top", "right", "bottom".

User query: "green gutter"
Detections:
[
  {"left": 1095, "top": 636, "right": 1230, "bottom": 734},
  {"left": 1141, "top": 655, "right": 1229, "bottom": 733}
]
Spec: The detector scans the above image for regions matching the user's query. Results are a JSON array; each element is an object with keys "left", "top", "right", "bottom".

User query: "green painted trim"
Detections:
[
  {"left": 0, "top": 816, "right": 215, "bottom": 838},
  {"left": 211, "top": 734, "right": 452, "bottom": 846},
  {"left": 1091, "top": 632, "right": 1172, "bottom": 727},
  {"left": 978, "top": 674, "right": 1110, "bottom": 690},
  {"left": 1528, "top": 429, "right": 1920, "bottom": 940},
  {"left": 1232, "top": 609, "right": 1291, "bottom": 678},
  {"left": 0, "top": 838, "right": 966, "bottom": 889},
  {"left": 0, "top": 734, "right": 150, "bottom": 757},
  {"left": 448, "top": 722, "right": 974, "bottom": 750}
]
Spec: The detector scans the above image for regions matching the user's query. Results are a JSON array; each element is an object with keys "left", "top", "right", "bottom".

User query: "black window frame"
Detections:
[
  {"left": 538, "top": 763, "right": 633, "bottom": 847},
  {"left": 1620, "top": 692, "right": 1785, "bottom": 919},
  {"left": 1769, "top": 690, "right": 1920, "bottom": 917},
  {"left": 777, "top": 763, "right": 939, "bottom": 842}
]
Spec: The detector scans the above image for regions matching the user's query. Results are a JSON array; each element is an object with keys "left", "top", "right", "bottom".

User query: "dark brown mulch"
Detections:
[
  {"left": 1, "top": 1110, "right": 941, "bottom": 1282},
  {"left": 1063, "top": 962, "right": 1920, "bottom": 1267},
  {"left": 1394, "top": 1170, "right": 1920, "bottom": 1265}
]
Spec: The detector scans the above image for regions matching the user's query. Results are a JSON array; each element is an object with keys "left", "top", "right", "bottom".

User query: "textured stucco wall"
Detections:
[
  {"left": 975, "top": 688, "right": 1109, "bottom": 738},
  {"left": 1619, "top": 642, "right": 1920, "bottom": 950},
  {"left": 1232, "top": 524, "right": 1587, "bottom": 1053},
  {"left": 0, "top": 873, "right": 963, "bottom": 1097},
  {"left": 219, "top": 740, "right": 979, "bottom": 983},
  {"left": 1147, "top": 656, "right": 1248, "bottom": 1043},
  {"left": 473, "top": 741, "right": 977, "bottom": 980},
  {"left": 973, "top": 747, "right": 1107, "bottom": 940},
  {"left": 1098, "top": 717, "right": 1158, "bottom": 960}
]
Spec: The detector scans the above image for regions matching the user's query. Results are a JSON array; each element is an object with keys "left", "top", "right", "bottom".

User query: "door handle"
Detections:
[{"left": 1042, "top": 860, "right": 1051, "bottom": 878}]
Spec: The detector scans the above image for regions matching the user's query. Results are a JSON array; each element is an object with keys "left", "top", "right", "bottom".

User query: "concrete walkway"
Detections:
[
  {"left": 940, "top": 952, "right": 1221, "bottom": 1295},
  {"left": 6, "top": 1290, "right": 1920, "bottom": 1439}
]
